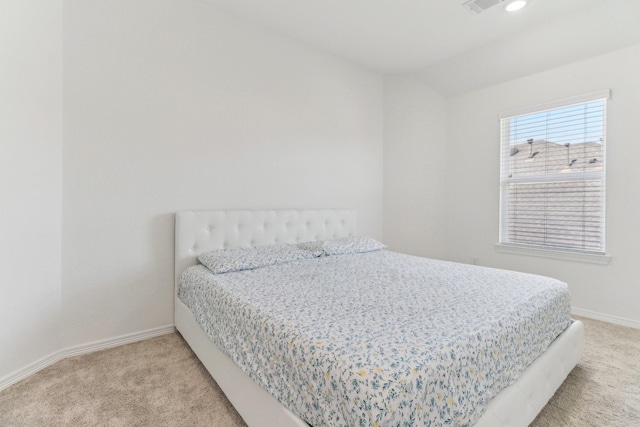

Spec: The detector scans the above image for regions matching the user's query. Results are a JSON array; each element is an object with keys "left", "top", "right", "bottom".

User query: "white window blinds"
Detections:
[{"left": 499, "top": 91, "right": 609, "bottom": 254}]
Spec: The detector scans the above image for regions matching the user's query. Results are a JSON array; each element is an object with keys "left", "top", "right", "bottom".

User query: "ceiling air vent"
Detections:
[{"left": 463, "top": 0, "right": 502, "bottom": 14}]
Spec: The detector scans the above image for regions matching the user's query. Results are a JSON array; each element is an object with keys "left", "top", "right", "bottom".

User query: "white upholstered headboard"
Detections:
[{"left": 174, "top": 209, "right": 357, "bottom": 293}]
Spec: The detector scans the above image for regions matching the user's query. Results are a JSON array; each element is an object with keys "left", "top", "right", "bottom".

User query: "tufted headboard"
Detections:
[{"left": 174, "top": 209, "right": 357, "bottom": 294}]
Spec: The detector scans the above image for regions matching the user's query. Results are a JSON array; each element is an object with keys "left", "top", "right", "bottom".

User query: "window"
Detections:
[{"left": 498, "top": 90, "right": 609, "bottom": 258}]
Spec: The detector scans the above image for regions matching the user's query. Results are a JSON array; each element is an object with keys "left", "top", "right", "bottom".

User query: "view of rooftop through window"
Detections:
[{"left": 507, "top": 101, "right": 604, "bottom": 177}]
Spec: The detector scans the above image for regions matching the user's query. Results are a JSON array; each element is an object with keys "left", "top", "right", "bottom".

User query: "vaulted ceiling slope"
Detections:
[{"left": 206, "top": 0, "right": 640, "bottom": 96}]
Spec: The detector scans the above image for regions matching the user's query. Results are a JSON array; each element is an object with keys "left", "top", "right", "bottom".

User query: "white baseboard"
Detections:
[
  {"left": 572, "top": 307, "right": 640, "bottom": 329},
  {"left": 0, "top": 324, "right": 175, "bottom": 392}
]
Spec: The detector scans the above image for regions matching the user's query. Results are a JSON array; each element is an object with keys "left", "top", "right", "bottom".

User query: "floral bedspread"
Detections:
[{"left": 178, "top": 251, "right": 571, "bottom": 427}]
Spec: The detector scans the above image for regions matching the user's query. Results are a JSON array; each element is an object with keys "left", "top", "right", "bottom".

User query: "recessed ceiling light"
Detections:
[{"left": 505, "top": 0, "right": 527, "bottom": 12}]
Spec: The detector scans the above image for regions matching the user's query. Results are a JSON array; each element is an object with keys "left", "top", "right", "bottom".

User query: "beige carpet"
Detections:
[{"left": 1, "top": 316, "right": 638, "bottom": 426}]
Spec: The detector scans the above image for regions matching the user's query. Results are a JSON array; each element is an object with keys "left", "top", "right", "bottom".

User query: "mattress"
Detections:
[{"left": 178, "top": 250, "right": 572, "bottom": 427}]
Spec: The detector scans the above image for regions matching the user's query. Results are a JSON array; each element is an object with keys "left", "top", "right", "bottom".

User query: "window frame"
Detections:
[{"left": 496, "top": 90, "right": 611, "bottom": 264}]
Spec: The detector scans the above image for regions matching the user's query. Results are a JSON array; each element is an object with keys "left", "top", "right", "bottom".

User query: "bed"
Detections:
[{"left": 174, "top": 209, "right": 584, "bottom": 427}]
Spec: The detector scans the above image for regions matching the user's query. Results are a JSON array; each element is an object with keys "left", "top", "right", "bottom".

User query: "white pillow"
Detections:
[
  {"left": 296, "top": 241, "right": 325, "bottom": 257},
  {"left": 322, "top": 236, "right": 387, "bottom": 256},
  {"left": 197, "top": 243, "right": 313, "bottom": 274}
]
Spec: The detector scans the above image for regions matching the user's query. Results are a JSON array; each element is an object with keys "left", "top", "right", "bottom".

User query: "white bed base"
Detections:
[{"left": 175, "top": 210, "right": 584, "bottom": 427}]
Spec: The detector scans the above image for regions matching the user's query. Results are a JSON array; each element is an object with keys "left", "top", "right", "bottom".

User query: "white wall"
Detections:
[
  {"left": 383, "top": 75, "right": 447, "bottom": 259},
  {"left": 444, "top": 45, "right": 640, "bottom": 324},
  {"left": 61, "top": 0, "right": 384, "bottom": 347},
  {"left": 5, "top": 0, "right": 636, "bottom": 388},
  {"left": 0, "top": 0, "right": 62, "bottom": 380}
]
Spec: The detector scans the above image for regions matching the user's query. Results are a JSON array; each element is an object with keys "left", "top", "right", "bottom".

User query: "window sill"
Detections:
[{"left": 495, "top": 243, "right": 611, "bottom": 265}]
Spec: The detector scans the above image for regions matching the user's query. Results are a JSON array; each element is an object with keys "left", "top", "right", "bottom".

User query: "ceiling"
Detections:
[{"left": 205, "top": 0, "right": 640, "bottom": 95}]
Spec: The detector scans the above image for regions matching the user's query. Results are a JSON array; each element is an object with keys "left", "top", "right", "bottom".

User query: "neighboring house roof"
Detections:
[{"left": 508, "top": 139, "right": 603, "bottom": 177}]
